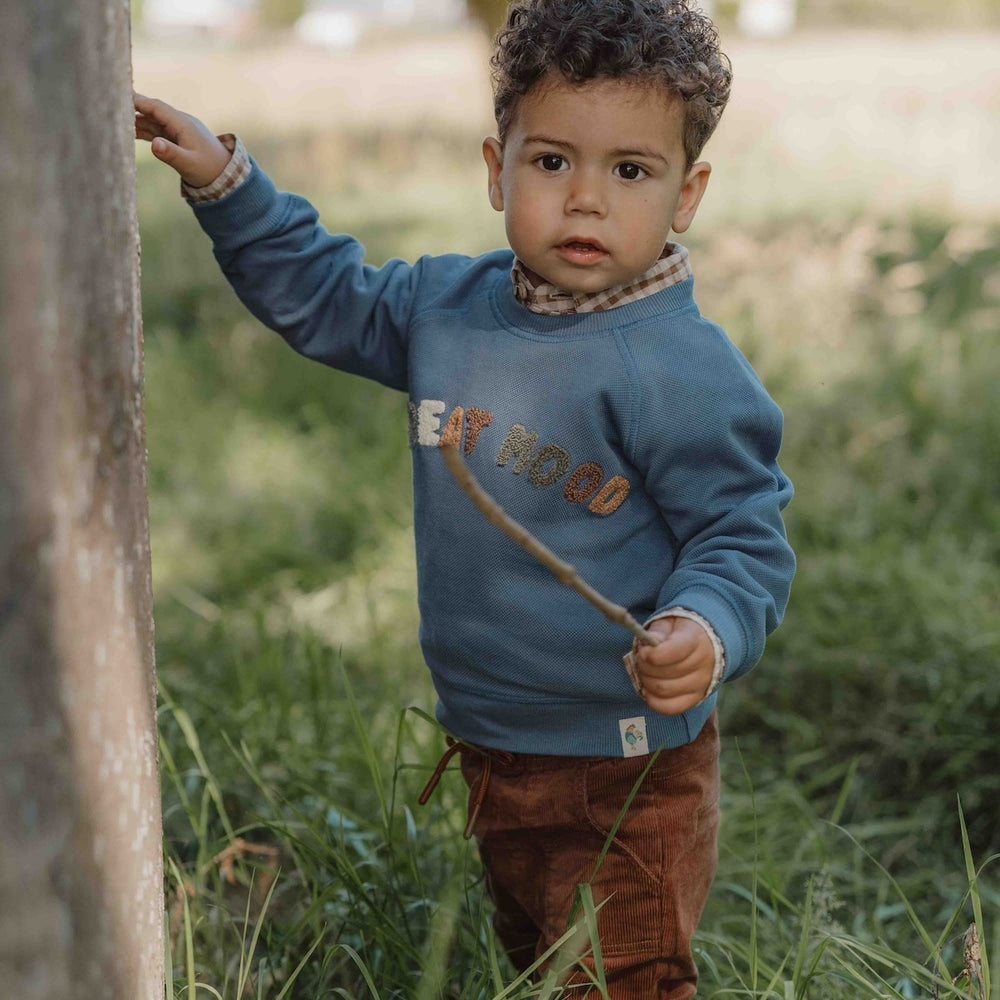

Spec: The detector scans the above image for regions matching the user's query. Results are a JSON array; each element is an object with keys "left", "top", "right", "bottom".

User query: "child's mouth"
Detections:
[{"left": 559, "top": 239, "right": 608, "bottom": 262}]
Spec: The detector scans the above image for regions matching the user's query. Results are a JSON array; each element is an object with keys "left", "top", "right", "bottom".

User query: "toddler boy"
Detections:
[{"left": 135, "top": 0, "right": 795, "bottom": 995}]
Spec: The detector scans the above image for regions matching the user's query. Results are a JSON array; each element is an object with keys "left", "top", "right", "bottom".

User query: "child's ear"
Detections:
[
  {"left": 671, "top": 161, "right": 711, "bottom": 234},
  {"left": 482, "top": 137, "right": 505, "bottom": 212}
]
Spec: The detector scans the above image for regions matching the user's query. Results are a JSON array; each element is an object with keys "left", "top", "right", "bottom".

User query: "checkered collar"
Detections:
[{"left": 511, "top": 243, "right": 692, "bottom": 315}]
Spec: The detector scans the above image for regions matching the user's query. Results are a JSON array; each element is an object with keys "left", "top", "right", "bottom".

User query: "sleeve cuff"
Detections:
[
  {"left": 622, "top": 606, "right": 726, "bottom": 701},
  {"left": 181, "top": 134, "right": 252, "bottom": 204}
]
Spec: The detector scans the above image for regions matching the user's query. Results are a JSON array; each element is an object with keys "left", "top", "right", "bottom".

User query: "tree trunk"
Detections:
[{"left": 0, "top": 2, "right": 162, "bottom": 998}]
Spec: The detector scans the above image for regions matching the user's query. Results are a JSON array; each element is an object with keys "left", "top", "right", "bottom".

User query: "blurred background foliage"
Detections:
[
  {"left": 133, "top": 0, "right": 1000, "bottom": 39},
  {"left": 135, "top": 8, "right": 1000, "bottom": 998},
  {"left": 258, "top": 0, "right": 307, "bottom": 29}
]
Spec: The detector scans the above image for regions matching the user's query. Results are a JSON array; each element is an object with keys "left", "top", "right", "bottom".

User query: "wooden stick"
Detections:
[{"left": 440, "top": 444, "right": 659, "bottom": 695}]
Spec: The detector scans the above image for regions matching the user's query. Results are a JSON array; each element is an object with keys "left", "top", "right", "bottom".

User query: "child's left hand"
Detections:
[
  {"left": 634, "top": 617, "right": 715, "bottom": 716},
  {"left": 133, "top": 93, "right": 232, "bottom": 188}
]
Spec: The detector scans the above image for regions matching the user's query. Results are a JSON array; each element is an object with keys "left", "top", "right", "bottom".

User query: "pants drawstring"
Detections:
[{"left": 419, "top": 736, "right": 515, "bottom": 840}]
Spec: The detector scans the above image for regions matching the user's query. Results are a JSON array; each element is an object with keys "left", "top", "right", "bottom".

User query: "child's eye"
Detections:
[
  {"left": 538, "top": 154, "right": 567, "bottom": 172},
  {"left": 614, "top": 162, "right": 646, "bottom": 181}
]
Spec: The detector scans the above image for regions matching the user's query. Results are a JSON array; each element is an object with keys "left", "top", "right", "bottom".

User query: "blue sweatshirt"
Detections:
[{"left": 191, "top": 163, "right": 795, "bottom": 757}]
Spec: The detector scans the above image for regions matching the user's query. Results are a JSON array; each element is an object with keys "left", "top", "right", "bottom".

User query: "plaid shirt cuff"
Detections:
[
  {"left": 181, "top": 134, "right": 251, "bottom": 204},
  {"left": 512, "top": 243, "right": 692, "bottom": 316}
]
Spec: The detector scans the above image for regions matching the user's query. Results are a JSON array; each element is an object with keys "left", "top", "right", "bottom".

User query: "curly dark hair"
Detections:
[{"left": 491, "top": 0, "right": 732, "bottom": 166}]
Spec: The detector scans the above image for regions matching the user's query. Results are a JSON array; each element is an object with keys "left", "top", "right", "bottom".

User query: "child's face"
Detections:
[{"left": 484, "top": 73, "right": 711, "bottom": 295}]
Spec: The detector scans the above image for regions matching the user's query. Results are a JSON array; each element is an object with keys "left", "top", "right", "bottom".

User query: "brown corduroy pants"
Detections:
[{"left": 459, "top": 713, "right": 720, "bottom": 999}]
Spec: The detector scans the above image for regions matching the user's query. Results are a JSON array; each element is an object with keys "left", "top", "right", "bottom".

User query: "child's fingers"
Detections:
[
  {"left": 639, "top": 662, "right": 714, "bottom": 716},
  {"left": 149, "top": 136, "right": 189, "bottom": 170},
  {"left": 133, "top": 93, "right": 166, "bottom": 123},
  {"left": 637, "top": 649, "right": 705, "bottom": 689},
  {"left": 640, "top": 670, "right": 704, "bottom": 713},
  {"left": 133, "top": 93, "right": 188, "bottom": 138},
  {"left": 636, "top": 627, "right": 699, "bottom": 670},
  {"left": 133, "top": 92, "right": 169, "bottom": 120},
  {"left": 134, "top": 113, "right": 166, "bottom": 141},
  {"left": 144, "top": 134, "right": 212, "bottom": 186}
]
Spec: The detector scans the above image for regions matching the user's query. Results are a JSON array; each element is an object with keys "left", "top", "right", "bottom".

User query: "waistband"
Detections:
[{"left": 418, "top": 712, "right": 718, "bottom": 838}]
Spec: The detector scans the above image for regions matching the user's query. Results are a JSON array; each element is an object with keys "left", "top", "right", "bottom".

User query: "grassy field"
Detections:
[{"left": 135, "top": 27, "right": 1000, "bottom": 999}]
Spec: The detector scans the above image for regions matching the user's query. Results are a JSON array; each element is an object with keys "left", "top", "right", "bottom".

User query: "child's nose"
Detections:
[{"left": 564, "top": 171, "right": 607, "bottom": 216}]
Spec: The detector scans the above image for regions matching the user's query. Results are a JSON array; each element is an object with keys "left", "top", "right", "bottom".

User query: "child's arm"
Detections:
[
  {"left": 134, "top": 94, "right": 232, "bottom": 188},
  {"left": 629, "top": 332, "right": 796, "bottom": 715},
  {"left": 134, "top": 94, "right": 444, "bottom": 390}
]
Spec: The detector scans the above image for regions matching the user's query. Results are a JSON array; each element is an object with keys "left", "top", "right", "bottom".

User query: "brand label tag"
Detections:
[{"left": 618, "top": 716, "right": 649, "bottom": 757}]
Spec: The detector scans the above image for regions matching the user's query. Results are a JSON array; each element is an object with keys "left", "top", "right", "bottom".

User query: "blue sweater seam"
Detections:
[
  {"left": 612, "top": 331, "right": 643, "bottom": 462},
  {"left": 410, "top": 297, "right": 481, "bottom": 337}
]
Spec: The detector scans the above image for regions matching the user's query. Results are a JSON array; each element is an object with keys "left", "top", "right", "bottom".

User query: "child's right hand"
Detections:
[{"left": 134, "top": 94, "right": 233, "bottom": 188}]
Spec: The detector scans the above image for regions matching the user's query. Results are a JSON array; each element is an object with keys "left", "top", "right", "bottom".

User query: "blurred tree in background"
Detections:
[
  {"left": 463, "top": 0, "right": 1000, "bottom": 33},
  {"left": 466, "top": 0, "right": 508, "bottom": 35},
  {"left": 258, "top": 0, "right": 306, "bottom": 29},
  {"left": 127, "top": 0, "right": 1000, "bottom": 37}
]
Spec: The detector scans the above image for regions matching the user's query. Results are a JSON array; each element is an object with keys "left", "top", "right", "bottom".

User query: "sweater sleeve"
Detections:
[
  {"left": 188, "top": 159, "right": 425, "bottom": 391},
  {"left": 630, "top": 323, "right": 795, "bottom": 683}
]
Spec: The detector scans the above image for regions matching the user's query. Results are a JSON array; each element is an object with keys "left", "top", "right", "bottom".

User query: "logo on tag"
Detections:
[{"left": 618, "top": 716, "right": 649, "bottom": 758}]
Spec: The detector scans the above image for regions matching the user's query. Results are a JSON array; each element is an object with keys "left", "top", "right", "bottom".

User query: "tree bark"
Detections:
[{"left": 0, "top": 2, "right": 162, "bottom": 998}]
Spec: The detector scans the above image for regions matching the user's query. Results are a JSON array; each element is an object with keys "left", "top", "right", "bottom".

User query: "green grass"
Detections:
[{"left": 141, "top": 122, "right": 1000, "bottom": 997}]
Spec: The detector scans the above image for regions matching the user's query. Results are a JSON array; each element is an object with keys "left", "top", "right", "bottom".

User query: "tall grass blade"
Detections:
[
  {"left": 483, "top": 925, "right": 508, "bottom": 995},
  {"left": 759, "top": 954, "right": 791, "bottom": 997},
  {"left": 736, "top": 741, "right": 761, "bottom": 993},
  {"left": 165, "top": 907, "right": 175, "bottom": 1000},
  {"left": 159, "top": 732, "right": 195, "bottom": 832},
  {"left": 536, "top": 961, "right": 564, "bottom": 1000},
  {"left": 161, "top": 685, "right": 238, "bottom": 844},
  {"left": 166, "top": 856, "right": 197, "bottom": 999},
  {"left": 334, "top": 943, "right": 384, "bottom": 1000},
  {"left": 415, "top": 884, "right": 461, "bottom": 1000},
  {"left": 829, "top": 822, "right": 953, "bottom": 982},
  {"left": 273, "top": 935, "right": 325, "bottom": 1000},
  {"left": 491, "top": 898, "right": 610, "bottom": 1000},
  {"left": 958, "top": 796, "right": 990, "bottom": 999},
  {"left": 829, "top": 756, "right": 860, "bottom": 827},
  {"left": 190, "top": 987, "right": 224, "bottom": 999},
  {"left": 829, "top": 950, "right": 910, "bottom": 999},
  {"left": 831, "top": 935, "right": 977, "bottom": 999},
  {"left": 576, "top": 883, "right": 609, "bottom": 998},
  {"left": 235, "top": 869, "right": 256, "bottom": 996},
  {"left": 339, "top": 658, "right": 390, "bottom": 832},
  {"left": 236, "top": 870, "right": 281, "bottom": 999},
  {"left": 992, "top": 917, "right": 1000, "bottom": 1000},
  {"left": 790, "top": 871, "right": 815, "bottom": 994}
]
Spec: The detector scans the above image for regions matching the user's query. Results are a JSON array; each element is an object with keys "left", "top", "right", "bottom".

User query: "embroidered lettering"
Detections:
[
  {"left": 417, "top": 399, "right": 446, "bottom": 446},
  {"left": 440, "top": 406, "right": 464, "bottom": 449},
  {"left": 407, "top": 401, "right": 419, "bottom": 447},
  {"left": 528, "top": 443, "right": 570, "bottom": 488},
  {"left": 464, "top": 407, "right": 493, "bottom": 455},
  {"left": 589, "top": 475, "right": 630, "bottom": 515},
  {"left": 411, "top": 401, "right": 630, "bottom": 517},
  {"left": 496, "top": 424, "right": 538, "bottom": 474},
  {"left": 563, "top": 462, "right": 604, "bottom": 503}
]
